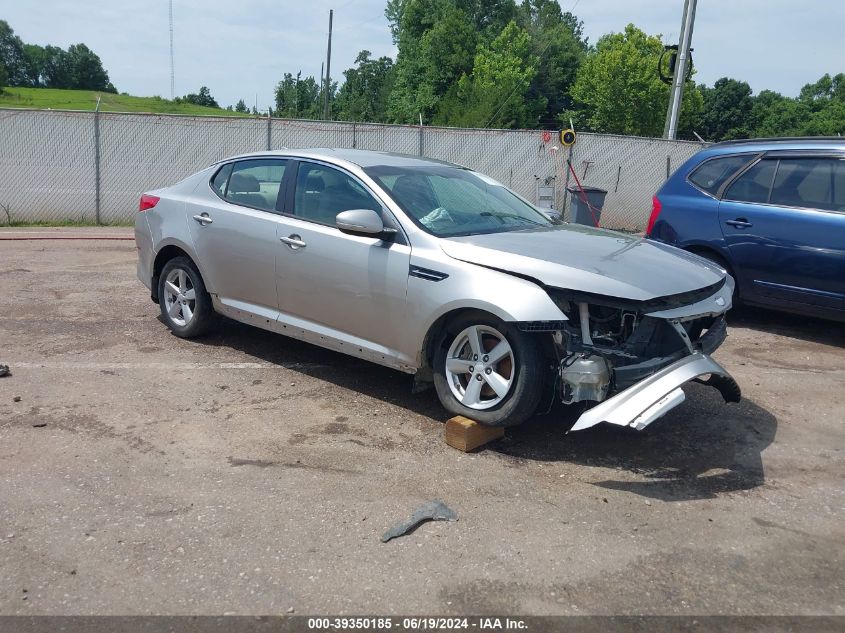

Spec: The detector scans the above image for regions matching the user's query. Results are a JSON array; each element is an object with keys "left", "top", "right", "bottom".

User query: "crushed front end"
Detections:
[{"left": 542, "top": 277, "right": 741, "bottom": 432}]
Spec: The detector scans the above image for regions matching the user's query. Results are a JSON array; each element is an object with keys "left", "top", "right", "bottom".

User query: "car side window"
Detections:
[
  {"left": 211, "top": 163, "right": 232, "bottom": 196},
  {"left": 769, "top": 158, "right": 840, "bottom": 211},
  {"left": 723, "top": 159, "right": 777, "bottom": 204},
  {"left": 689, "top": 155, "right": 754, "bottom": 196},
  {"left": 293, "top": 162, "right": 381, "bottom": 226},
  {"left": 222, "top": 159, "right": 287, "bottom": 212}
]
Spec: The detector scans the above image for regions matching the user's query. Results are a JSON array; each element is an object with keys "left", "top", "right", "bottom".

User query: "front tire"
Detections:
[
  {"left": 433, "top": 312, "right": 545, "bottom": 427},
  {"left": 158, "top": 256, "right": 215, "bottom": 338}
]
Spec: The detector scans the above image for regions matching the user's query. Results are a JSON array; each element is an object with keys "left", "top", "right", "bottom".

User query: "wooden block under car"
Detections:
[{"left": 445, "top": 415, "right": 504, "bottom": 452}]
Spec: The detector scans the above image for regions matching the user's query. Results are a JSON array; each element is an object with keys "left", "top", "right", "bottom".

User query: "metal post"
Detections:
[
  {"left": 266, "top": 114, "right": 272, "bottom": 151},
  {"left": 352, "top": 122, "right": 357, "bottom": 149},
  {"left": 169, "top": 0, "right": 175, "bottom": 100},
  {"left": 663, "top": 0, "right": 697, "bottom": 139},
  {"left": 419, "top": 113, "right": 424, "bottom": 156},
  {"left": 562, "top": 144, "right": 574, "bottom": 221},
  {"left": 94, "top": 97, "right": 101, "bottom": 225},
  {"left": 323, "top": 9, "right": 333, "bottom": 121}
]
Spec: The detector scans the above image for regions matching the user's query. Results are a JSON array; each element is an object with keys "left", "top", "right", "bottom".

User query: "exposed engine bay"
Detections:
[{"left": 535, "top": 282, "right": 742, "bottom": 429}]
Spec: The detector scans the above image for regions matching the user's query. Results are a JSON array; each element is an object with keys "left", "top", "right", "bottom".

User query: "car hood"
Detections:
[{"left": 440, "top": 224, "right": 724, "bottom": 302}]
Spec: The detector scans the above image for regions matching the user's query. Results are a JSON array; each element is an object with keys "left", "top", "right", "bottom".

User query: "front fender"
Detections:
[{"left": 403, "top": 258, "right": 566, "bottom": 367}]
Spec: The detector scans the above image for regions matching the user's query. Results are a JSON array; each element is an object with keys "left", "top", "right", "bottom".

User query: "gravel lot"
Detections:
[{"left": 1, "top": 229, "right": 843, "bottom": 615}]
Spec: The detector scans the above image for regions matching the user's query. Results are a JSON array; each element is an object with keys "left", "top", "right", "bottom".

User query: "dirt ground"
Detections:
[{"left": 1, "top": 229, "right": 843, "bottom": 616}]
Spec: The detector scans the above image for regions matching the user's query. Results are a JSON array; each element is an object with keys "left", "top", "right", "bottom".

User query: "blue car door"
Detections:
[{"left": 718, "top": 154, "right": 845, "bottom": 310}]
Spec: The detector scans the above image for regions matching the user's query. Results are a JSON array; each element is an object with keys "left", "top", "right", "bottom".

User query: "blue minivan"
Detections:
[{"left": 647, "top": 138, "right": 845, "bottom": 322}]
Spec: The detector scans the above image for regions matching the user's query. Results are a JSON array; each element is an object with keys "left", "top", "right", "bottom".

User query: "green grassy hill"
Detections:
[{"left": 0, "top": 87, "right": 251, "bottom": 117}]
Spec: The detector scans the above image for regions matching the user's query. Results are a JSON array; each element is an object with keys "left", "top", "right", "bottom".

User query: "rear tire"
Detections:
[
  {"left": 158, "top": 256, "right": 216, "bottom": 338},
  {"left": 433, "top": 312, "right": 545, "bottom": 427}
]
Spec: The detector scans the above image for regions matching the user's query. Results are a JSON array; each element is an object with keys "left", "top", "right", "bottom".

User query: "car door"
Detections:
[
  {"left": 274, "top": 159, "right": 411, "bottom": 357},
  {"left": 186, "top": 158, "right": 290, "bottom": 318},
  {"left": 718, "top": 154, "right": 845, "bottom": 309}
]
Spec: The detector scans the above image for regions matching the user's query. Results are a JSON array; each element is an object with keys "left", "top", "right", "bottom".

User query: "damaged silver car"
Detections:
[{"left": 135, "top": 149, "right": 740, "bottom": 431}]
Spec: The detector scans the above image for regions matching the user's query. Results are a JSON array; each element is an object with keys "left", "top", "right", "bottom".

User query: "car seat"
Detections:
[{"left": 228, "top": 173, "right": 268, "bottom": 208}]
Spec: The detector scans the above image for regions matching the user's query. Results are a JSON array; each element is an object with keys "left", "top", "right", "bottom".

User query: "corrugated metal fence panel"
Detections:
[
  {"left": 567, "top": 132, "right": 703, "bottom": 230},
  {"left": 354, "top": 122, "right": 420, "bottom": 155},
  {"left": 98, "top": 114, "right": 266, "bottom": 223},
  {"left": 270, "top": 118, "right": 354, "bottom": 150},
  {"left": 0, "top": 108, "right": 706, "bottom": 228},
  {"left": 0, "top": 109, "right": 96, "bottom": 223}
]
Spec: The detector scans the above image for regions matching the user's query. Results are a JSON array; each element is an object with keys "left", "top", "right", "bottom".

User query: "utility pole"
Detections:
[
  {"left": 169, "top": 0, "right": 175, "bottom": 99},
  {"left": 323, "top": 9, "right": 333, "bottom": 121},
  {"left": 663, "top": 0, "right": 697, "bottom": 139}
]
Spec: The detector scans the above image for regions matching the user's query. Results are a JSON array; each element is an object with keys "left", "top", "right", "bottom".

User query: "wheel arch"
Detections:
[
  {"left": 151, "top": 243, "right": 203, "bottom": 303},
  {"left": 683, "top": 244, "right": 740, "bottom": 299},
  {"left": 419, "top": 305, "right": 557, "bottom": 375}
]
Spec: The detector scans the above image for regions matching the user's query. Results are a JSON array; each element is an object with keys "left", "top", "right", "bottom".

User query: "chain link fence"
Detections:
[{"left": 0, "top": 108, "right": 705, "bottom": 229}]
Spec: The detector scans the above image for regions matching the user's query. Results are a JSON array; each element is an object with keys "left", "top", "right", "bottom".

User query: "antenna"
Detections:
[
  {"left": 323, "top": 9, "right": 333, "bottom": 121},
  {"left": 169, "top": 0, "right": 175, "bottom": 99}
]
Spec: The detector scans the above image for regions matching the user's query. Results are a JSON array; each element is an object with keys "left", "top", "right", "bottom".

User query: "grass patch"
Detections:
[{"left": 0, "top": 87, "right": 252, "bottom": 117}]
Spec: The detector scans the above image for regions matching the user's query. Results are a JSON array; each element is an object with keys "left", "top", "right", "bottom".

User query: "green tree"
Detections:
[
  {"left": 22, "top": 43, "right": 46, "bottom": 86},
  {"left": 0, "top": 20, "right": 27, "bottom": 86},
  {"left": 387, "top": 0, "right": 479, "bottom": 123},
  {"left": 274, "top": 73, "right": 327, "bottom": 119},
  {"left": 440, "top": 20, "right": 540, "bottom": 128},
  {"left": 518, "top": 0, "right": 587, "bottom": 127},
  {"left": 698, "top": 77, "right": 754, "bottom": 141},
  {"left": 41, "top": 45, "right": 73, "bottom": 88},
  {"left": 235, "top": 99, "right": 248, "bottom": 113},
  {"left": 568, "top": 24, "right": 701, "bottom": 137},
  {"left": 177, "top": 86, "right": 219, "bottom": 108},
  {"left": 0, "top": 60, "right": 7, "bottom": 92},
  {"left": 335, "top": 50, "right": 395, "bottom": 122},
  {"left": 66, "top": 43, "right": 114, "bottom": 91}
]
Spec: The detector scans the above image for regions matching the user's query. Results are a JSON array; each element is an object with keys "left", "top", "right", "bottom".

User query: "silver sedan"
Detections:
[{"left": 135, "top": 149, "right": 740, "bottom": 431}]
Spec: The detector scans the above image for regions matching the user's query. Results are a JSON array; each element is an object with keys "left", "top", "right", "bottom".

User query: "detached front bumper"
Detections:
[{"left": 569, "top": 352, "right": 741, "bottom": 433}]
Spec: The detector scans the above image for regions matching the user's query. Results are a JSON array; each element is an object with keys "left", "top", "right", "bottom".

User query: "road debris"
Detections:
[
  {"left": 0, "top": 364, "right": 10, "bottom": 377},
  {"left": 381, "top": 501, "right": 457, "bottom": 543}
]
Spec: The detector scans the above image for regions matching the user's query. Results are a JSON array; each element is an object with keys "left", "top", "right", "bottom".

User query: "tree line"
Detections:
[
  {"left": 270, "top": 0, "right": 843, "bottom": 141},
  {"left": 3, "top": 3, "right": 843, "bottom": 141},
  {"left": 0, "top": 20, "right": 115, "bottom": 92}
]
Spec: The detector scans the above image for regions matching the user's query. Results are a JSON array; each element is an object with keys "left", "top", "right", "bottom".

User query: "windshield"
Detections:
[{"left": 364, "top": 164, "right": 554, "bottom": 237}]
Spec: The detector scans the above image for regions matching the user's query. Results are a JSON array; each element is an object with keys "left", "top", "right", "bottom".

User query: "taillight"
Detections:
[
  {"left": 645, "top": 195, "right": 662, "bottom": 236},
  {"left": 139, "top": 194, "right": 160, "bottom": 212}
]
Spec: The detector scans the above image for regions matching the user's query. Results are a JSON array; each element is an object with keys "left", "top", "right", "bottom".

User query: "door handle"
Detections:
[
  {"left": 192, "top": 214, "right": 213, "bottom": 225},
  {"left": 725, "top": 218, "right": 752, "bottom": 229},
  {"left": 280, "top": 234, "right": 307, "bottom": 249}
]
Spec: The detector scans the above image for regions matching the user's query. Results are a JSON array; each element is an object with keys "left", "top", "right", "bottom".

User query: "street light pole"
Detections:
[{"left": 663, "top": 0, "right": 698, "bottom": 139}]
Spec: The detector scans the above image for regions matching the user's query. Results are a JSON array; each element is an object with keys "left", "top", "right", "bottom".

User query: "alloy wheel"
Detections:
[
  {"left": 444, "top": 325, "right": 515, "bottom": 410},
  {"left": 163, "top": 267, "right": 196, "bottom": 327}
]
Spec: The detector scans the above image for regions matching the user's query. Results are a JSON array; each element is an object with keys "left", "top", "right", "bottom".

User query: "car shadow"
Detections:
[
  {"left": 728, "top": 304, "right": 845, "bottom": 347},
  {"left": 188, "top": 318, "right": 777, "bottom": 503},
  {"left": 497, "top": 386, "right": 777, "bottom": 502}
]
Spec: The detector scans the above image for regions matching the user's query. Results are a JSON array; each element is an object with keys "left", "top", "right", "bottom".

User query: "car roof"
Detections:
[
  {"left": 705, "top": 137, "right": 845, "bottom": 154},
  {"left": 215, "top": 148, "right": 464, "bottom": 170}
]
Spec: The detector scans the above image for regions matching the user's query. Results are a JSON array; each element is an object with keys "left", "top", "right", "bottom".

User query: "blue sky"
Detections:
[{"left": 2, "top": 0, "right": 843, "bottom": 110}]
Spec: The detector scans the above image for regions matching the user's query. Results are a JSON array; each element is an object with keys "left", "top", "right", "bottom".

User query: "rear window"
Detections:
[
  {"left": 688, "top": 154, "right": 754, "bottom": 195},
  {"left": 769, "top": 158, "right": 845, "bottom": 212}
]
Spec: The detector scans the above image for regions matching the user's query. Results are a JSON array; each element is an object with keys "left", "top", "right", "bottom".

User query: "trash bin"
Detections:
[{"left": 566, "top": 185, "right": 607, "bottom": 226}]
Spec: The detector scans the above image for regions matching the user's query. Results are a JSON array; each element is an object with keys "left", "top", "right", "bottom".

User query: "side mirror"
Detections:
[
  {"left": 336, "top": 209, "right": 392, "bottom": 238},
  {"left": 542, "top": 209, "right": 563, "bottom": 224}
]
